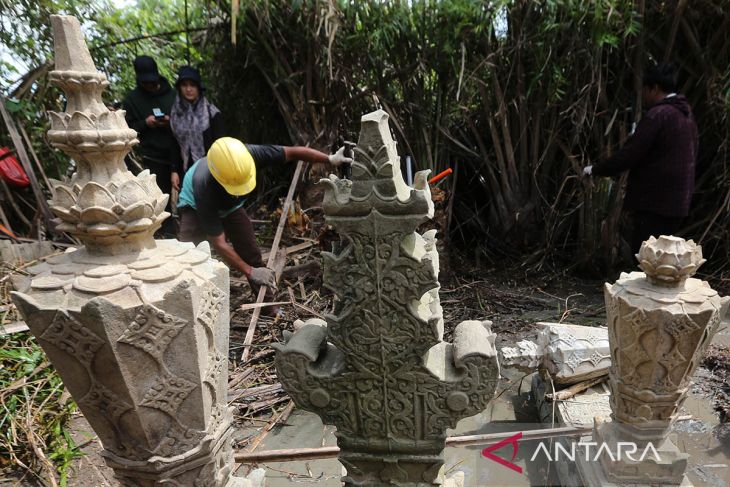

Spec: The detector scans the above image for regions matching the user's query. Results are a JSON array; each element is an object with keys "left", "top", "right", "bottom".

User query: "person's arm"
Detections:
[
  {"left": 283, "top": 146, "right": 330, "bottom": 164},
  {"left": 207, "top": 233, "right": 277, "bottom": 287},
  {"left": 283, "top": 146, "right": 353, "bottom": 166},
  {"left": 592, "top": 111, "right": 662, "bottom": 177},
  {"left": 207, "top": 233, "right": 252, "bottom": 275}
]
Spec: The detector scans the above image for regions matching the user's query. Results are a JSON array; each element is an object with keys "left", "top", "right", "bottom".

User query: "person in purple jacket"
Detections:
[{"left": 584, "top": 62, "right": 699, "bottom": 253}]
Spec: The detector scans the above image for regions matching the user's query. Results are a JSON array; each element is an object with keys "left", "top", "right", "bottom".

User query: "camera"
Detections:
[{"left": 152, "top": 107, "right": 165, "bottom": 120}]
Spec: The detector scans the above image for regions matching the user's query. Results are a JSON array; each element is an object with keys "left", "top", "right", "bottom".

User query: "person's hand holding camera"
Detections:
[{"left": 145, "top": 115, "right": 158, "bottom": 128}]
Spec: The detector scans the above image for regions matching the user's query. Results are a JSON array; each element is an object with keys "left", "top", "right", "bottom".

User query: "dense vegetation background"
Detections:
[{"left": 1, "top": 0, "right": 729, "bottom": 274}]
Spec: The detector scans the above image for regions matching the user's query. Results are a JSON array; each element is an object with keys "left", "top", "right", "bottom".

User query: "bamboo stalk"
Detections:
[
  {"left": 241, "top": 161, "right": 305, "bottom": 362},
  {"left": 0, "top": 96, "right": 56, "bottom": 236},
  {"left": 234, "top": 425, "right": 594, "bottom": 464},
  {"left": 0, "top": 177, "right": 32, "bottom": 228},
  {"left": 17, "top": 125, "right": 53, "bottom": 196}
]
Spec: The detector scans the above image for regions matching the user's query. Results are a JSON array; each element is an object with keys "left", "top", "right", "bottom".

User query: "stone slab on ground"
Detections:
[{"left": 501, "top": 322, "right": 610, "bottom": 385}]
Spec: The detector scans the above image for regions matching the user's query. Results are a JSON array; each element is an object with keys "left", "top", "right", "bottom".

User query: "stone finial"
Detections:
[
  {"left": 275, "top": 111, "right": 499, "bottom": 486},
  {"left": 10, "top": 15, "right": 246, "bottom": 486},
  {"left": 46, "top": 15, "right": 168, "bottom": 255},
  {"left": 635, "top": 235, "right": 705, "bottom": 287},
  {"left": 586, "top": 235, "right": 730, "bottom": 486}
]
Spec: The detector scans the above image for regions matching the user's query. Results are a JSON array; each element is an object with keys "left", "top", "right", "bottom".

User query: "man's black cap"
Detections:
[
  {"left": 175, "top": 65, "right": 204, "bottom": 91},
  {"left": 133, "top": 55, "right": 160, "bottom": 83}
]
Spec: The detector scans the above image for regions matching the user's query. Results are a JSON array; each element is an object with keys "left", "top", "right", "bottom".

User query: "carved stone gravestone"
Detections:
[
  {"left": 11, "top": 15, "right": 247, "bottom": 487},
  {"left": 578, "top": 235, "right": 730, "bottom": 486},
  {"left": 274, "top": 110, "right": 500, "bottom": 486}
]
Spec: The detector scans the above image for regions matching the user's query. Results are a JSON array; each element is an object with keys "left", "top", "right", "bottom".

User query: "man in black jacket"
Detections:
[
  {"left": 585, "top": 63, "right": 699, "bottom": 252},
  {"left": 123, "top": 56, "right": 178, "bottom": 224}
]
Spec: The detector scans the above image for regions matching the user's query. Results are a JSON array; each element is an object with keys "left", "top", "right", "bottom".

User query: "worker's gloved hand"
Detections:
[
  {"left": 583, "top": 165, "right": 593, "bottom": 176},
  {"left": 328, "top": 146, "right": 354, "bottom": 167},
  {"left": 249, "top": 266, "right": 277, "bottom": 288}
]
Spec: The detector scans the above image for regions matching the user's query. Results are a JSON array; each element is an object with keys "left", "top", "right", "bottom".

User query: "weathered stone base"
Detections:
[
  {"left": 339, "top": 449, "right": 444, "bottom": 486},
  {"left": 576, "top": 442, "right": 693, "bottom": 487},
  {"left": 590, "top": 419, "right": 690, "bottom": 486},
  {"left": 103, "top": 411, "right": 240, "bottom": 486}
]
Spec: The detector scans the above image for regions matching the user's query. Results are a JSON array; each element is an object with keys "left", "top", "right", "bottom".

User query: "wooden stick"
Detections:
[
  {"left": 239, "top": 301, "right": 289, "bottom": 311},
  {"left": 261, "top": 240, "right": 314, "bottom": 261},
  {"left": 227, "top": 367, "right": 255, "bottom": 390},
  {"left": 0, "top": 176, "right": 32, "bottom": 228},
  {"left": 0, "top": 96, "right": 56, "bottom": 236},
  {"left": 545, "top": 375, "right": 607, "bottom": 402},
  {"left": 18, "top": 124, "right": 53, "bottom": 196},
  {"left": 241, "top": 161, "right": 306, "bottom": 362},
  {"left": 0, "top": 195, "right": 14, "bottom": 232},
  {"left": 234, "top": 425, "right": 593, "bottom": 464},
  {"left": 246, "top": 400, "right": 295, "bottom": 453}
]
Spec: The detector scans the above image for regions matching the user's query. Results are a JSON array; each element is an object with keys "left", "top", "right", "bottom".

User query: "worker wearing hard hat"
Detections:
[{"left": 177, "top": 137, "right": 351, "bottom": 310}]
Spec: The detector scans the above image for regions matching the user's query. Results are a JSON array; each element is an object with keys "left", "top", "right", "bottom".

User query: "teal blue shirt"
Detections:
[
  {"left": 178, "top": 159, "right": 245, "bottom": 218},
  {"left": 177, "top": 144, "right": 285, "bottom": 236}
]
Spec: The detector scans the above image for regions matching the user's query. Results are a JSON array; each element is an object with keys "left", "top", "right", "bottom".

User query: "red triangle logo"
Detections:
[{"left": 481, "top": 431, "right": 523, "bottom": 474}]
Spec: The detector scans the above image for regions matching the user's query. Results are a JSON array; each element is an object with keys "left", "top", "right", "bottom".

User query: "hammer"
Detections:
[{"left": 341, "top": 141, "right": 356, "bottom": 179}]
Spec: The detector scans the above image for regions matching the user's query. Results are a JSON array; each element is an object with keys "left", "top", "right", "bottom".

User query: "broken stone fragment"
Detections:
[{"left": 500, "top": 322, "right": 610, "bottom": 384}]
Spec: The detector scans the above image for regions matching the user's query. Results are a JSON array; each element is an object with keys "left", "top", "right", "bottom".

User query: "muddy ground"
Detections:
[{"left": 5, "top": 209, "right": 729, "bottom": 486}]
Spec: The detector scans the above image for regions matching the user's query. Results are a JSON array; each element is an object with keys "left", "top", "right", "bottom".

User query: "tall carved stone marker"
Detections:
[
  {"left": 12, "top": 16, "right": 246, "bottom": 487},
  {"left": 578, "top": 235, "right": 729, "bottom": 486},
  {"left": 274, "top": 110, "right": 500, "bottom": 486}
]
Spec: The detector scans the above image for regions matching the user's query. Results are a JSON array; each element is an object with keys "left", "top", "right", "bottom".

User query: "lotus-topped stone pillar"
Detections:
[
  {"left": 274, "top": 110, "right": 500, "bottom": 486},
  {"left": 581, "top": 235, "right": 729, "bottom": 486},
  {"left": 11, "top": 15, "right": 249, "bottom": 487}
]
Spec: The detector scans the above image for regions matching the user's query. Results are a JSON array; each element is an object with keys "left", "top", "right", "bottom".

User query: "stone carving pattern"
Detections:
[
  {"left": 197, "top": 284, "right": 225, "bottom": 333},
  {"left": 11, "top": 16, "right": 241, "bottom": 487},
  {"left": 606, "top": 237, "right": 730, "bottom": 436},
  {"left": 275, "top": 110, "right": 499, "bottom": 485},
  {"left": 40, "top": 310, "right": 104, "bottom": 369},
  {"left": 141, "top": 375, "right": 197, "bottom": 416},
  {"left": 118, "top": 304, "right": 187, "bottom": 362},
  {"left": 277, "top": 227, "right": 497, "bottom": 443}
]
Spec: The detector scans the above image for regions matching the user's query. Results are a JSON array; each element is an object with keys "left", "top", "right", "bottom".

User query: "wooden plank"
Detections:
[
  {"left": 0, "top": 95, "right": 57, "bottom": 236},
  {"left": 0, "top": 321, "right": 30, "bottom": 335},
  {"left": 240, "top": 161, "right": 306, "bottom": 362}
]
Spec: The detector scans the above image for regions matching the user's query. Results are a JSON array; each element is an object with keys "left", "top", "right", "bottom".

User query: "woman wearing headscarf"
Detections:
[{"left": 170, "top": 65, "right": 226, "bottom": 192}]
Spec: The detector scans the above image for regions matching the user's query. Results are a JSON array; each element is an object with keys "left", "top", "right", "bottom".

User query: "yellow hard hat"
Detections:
[{"left": 207, "top": 137, "right": 256, "bottom": 195}]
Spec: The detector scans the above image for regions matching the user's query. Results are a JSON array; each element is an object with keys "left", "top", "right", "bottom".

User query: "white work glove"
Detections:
[
  {"left": 328, "top": 146, "right": 354, "bottom": 167},
  {"left": 583, "top": 165, "right": 593, "bottom": 176},
  {"left": 249, "top": 266, "right": 277, "bottom": 288}
]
